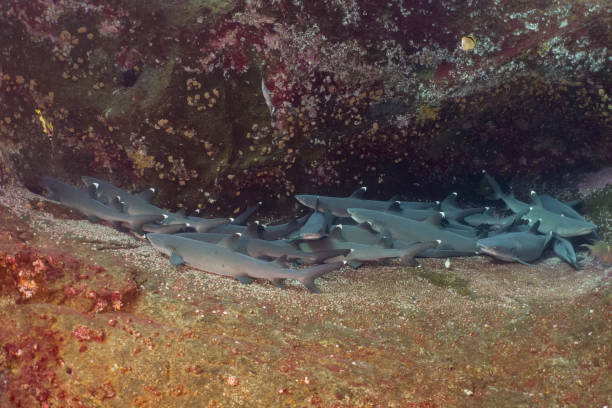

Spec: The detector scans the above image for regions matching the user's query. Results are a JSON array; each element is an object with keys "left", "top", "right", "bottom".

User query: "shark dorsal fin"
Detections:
[
  {"left": 530, "top": 191, "right": 542, "bottom": 207},
  {"left": 387, "top": 201, "right": 402, "bottom": 212},
  {"left": 87, "top": 183, "right": 98, "bottom": 199},
  {"left": 564, "top": 199, "right": 582, "bottom": 208},
  {"left": 137, "top": 188, "right": 155, "bottom": 203},
  {"left": 218, "top": 233, "right": 241, "bottom": 249},
  {"left": 528, "top": 219, "right": 541, "bottom": 233},
  {"left": 111, "top": 196, "right": 126, "bottom": 213},
  {"left": 243, "top": 222, "right": 260, "bottom": 238},
  {"left": 425, "top": 212, "right": 445, "bottom": 226},
  {"left": 349, "top": 187, "right": 367, "bottom": 199},
  {"left": 328, "top": 225, "right": 344, "bottom": 240},
  {"left": 358, "top": 222, "right": 377, "bottom": 234},
  {"left": 389, "top": 194, "right": 401, "bottom": 202},
  {"left": 175, "top": 208, "right": 187, "bottom": 218},
  {"left": 271, "top": 254, "right": 289, "bottom": 267}
]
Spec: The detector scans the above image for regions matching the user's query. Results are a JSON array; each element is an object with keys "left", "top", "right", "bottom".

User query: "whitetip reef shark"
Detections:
[
  {"left": 346, "top": 208, "right": 478, "bottom": 256},
  {"left": 483, "top": 171, "right": 597, "bottom": 238},
  {"left": 295, "top": 187, "right": 436, "bottom": 218},
  {"left": 176, "top": 223, "right": 350, "bottom": 263},
  {"left": 476, "top": 221, "right": 553, "bottom": 265},
  {"left": 43, "top": 177, "right": 164, "bottom": 234},
  {"left": 297, "top": 225, "right": 440, "bottom": 268},
  {"left": 147, "top": 233, "right": 345, "bottom": 292}
]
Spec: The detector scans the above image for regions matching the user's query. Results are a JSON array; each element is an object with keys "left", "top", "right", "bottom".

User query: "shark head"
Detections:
[
  {"left": 555, "top": 219, "right": 597, "bottom": 238},
  {"left": 146, "top": 233, "right": 173, "bottom": 256},
  {"left": 475, "top": 237, "right": 516, "bottom": 262}
]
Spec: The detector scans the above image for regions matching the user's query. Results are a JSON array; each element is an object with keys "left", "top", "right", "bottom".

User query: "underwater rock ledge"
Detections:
[{"left": 0, "top": 0, "right": 610, "bottom": 215}]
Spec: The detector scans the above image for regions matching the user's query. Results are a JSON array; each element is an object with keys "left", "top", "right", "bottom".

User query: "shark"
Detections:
[
  {"left": 332, "top": 222, "right": 391, "bottom": 246},
  {"left": 291, "top": 199, "right": 335, "bottom": 240},
  {"left": 346, "top": 208, "right": 478, "bottom": 255},
  {"left": 483, "top": 172, "right": 596, "bottom": 238},
  {"left": 537, "top": 194, "right": 584, "bottom": 220},
  {"left": 176, "top": 223, "right": 350, "bottom": 263},
  {"left": 82, "top": 176, "right": 193, "bottom": 226},
  {"left": 296, "top": 187, "right": 400, "bottom": 218},
  {"left": 297, "top": 225, "right": 440, "bottom": 267},
  {"left": 464, "top": 208, "right": 517, "bottom": 230},
  {"left": 476, "top": 221, "right": 553, "bottom": 265},
  {"left": 147, "top": 233, "right": 345, "bottom": 292},
  {"left": 43, "top": 177, "right": 164, "bottom": 233}
]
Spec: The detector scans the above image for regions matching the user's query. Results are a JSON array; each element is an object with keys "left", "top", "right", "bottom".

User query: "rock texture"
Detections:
[{"left": 0, "top": 0, "right": 610, "bottom": 214}]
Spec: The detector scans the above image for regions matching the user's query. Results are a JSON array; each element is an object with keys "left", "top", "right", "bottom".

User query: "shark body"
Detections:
[
  {"left": 346, "top": 208, "right": 478, "bottom": 255},
  {"left": 147, "top": 233, "right": 345, "bottom": 292},
  {"left": 43, "top": 177, "right": 164, "bottom": 233},
  {"left": 476, "top": 221, "right": 553, "bottom": 264},
  {"left": 483, "top": 172, "right": 596, "bottom": 238},
  {"left": 298, "top": 226, "right": 439, "bottom": 267}
]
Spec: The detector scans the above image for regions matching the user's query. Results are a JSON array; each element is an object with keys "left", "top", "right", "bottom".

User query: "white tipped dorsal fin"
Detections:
[
  {"left": 243, "top": 222, "right": 260, "bottom": 238},
  {"left": 218, "top": 233, "right": 241, "bottom": 249},
  {"left": 328, "top": 225, "right": 344, "bottom": 240},
  {"left": 137, "top": 188, "right": 155, "bottom": 203},
  {"left": 349, "top": 187, "right": 367, "bottom": 199},
  {"left": 425, "top": 213, "right": 445, "bottom": 226}
]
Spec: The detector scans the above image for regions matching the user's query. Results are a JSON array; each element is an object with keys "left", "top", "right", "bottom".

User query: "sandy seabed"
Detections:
[{"left": 0, "top": 183, "right": 610, "bottom": 407}]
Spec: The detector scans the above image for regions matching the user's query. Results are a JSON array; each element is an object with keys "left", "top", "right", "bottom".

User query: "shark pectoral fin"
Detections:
[
  {"left": 137, "top": 188, "right": 155, "bottom": 203},
  {"left": 403, "top": 257, "right": 420, "bottom": 267},
  {"left": 169, "top": 252, "right": 184, "bottom": 266},
  {"left": 347, "top": 260, "right": 363, "bottom": 269},
  {"left": 271, "top": 278, "right": 286, "bottom": 289},
  {"left": 513, "top": 256, "right": 534, "bottom": 266},
  {"left": 175, "top": 208, "right": 187, "bottom": 218},
  {"left": 236, "top": 276, "right": 253, "bottom": 284}
]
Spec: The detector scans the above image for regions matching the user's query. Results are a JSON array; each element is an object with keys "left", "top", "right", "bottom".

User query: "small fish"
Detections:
[
  {"left": 444, "top": 258, "right": 451, "bottom": 269},
  {"left": 582, "top": 241, "right": 612, "bottom": 264},
  {"left": 34, "top": 108, "right": 53, "bottom": 140},
  {"left": 461, "top": 34, "right": 476, "bottom": 51},
  {"left": 261, "top": 78, "right": 275, "bottom": 116}
]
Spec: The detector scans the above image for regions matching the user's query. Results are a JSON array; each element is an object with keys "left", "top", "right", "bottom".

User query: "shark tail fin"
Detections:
[
  {"left": 401, "top": 241, "right": 440, "bottom": 266},
  {"left": 296, "top": 261, "right": 345, "bottom": 293},
  {"left": 483, "top": 171, "right": 504, "bottom": 201},
  {"left": 232, "top": 202, "right": 262, "bottom": 225}
]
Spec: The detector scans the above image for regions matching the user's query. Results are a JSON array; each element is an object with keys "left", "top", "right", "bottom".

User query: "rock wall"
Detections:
[{"left": 0, "top": 0, "right": 610, "bottom": 215}]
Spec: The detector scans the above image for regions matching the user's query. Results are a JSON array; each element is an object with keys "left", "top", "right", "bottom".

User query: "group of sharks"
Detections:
[{"left": 41, "top": 171, "right": 599, "bottom": 292}]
